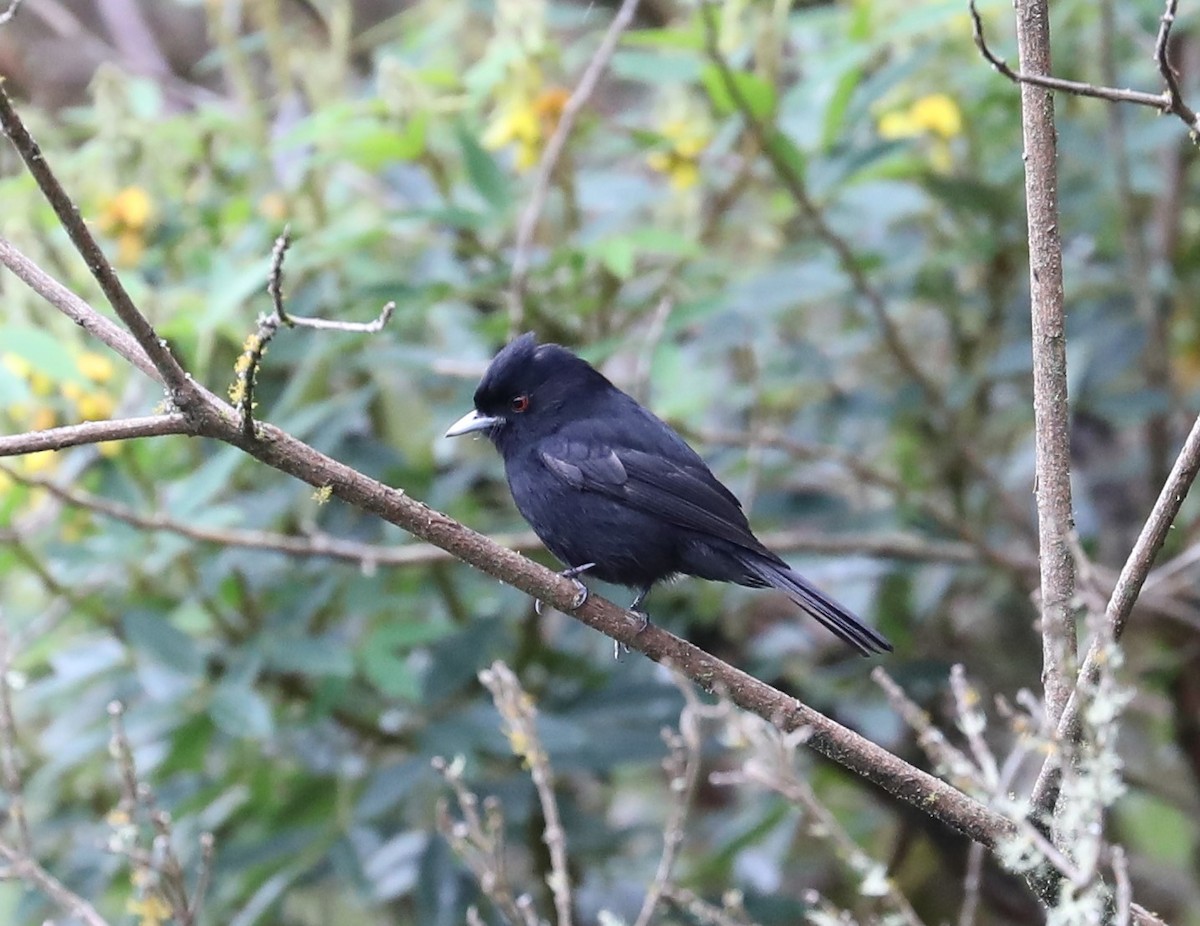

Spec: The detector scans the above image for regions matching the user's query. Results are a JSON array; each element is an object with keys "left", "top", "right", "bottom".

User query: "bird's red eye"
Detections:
[{"left": 510, "top": 395, "right": 530, "bottom": 413}]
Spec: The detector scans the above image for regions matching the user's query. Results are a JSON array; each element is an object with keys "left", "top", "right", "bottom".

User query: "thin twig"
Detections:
[
  {"left": 662, "top": 885, "right": 760, "bottom": 926},
  {"left": 1031, "top": 409, "right": 1200, "bottom": 806},
  {"left": 0, "top": 840, "right": 111, "bottom": 926},
  {"left": 1112, "top": 845, "right": 1132, "bottom": 926},
  {"left": 969, "top": 0, "right": 1200, "bottom": 133},
  {"left": 872, "top": 667, "right": 982, "bottom": 792},
  {"left": 0, "top": 86, "right": 194, "bottom": 399},
  {"left": 724, "top": 731, "right": 927, "bottom": 926},
  {"left": 479, "top": 663, "right": 573, "bottom": 926},
  {"left": 633, "top": 676, "right": 708, "bottom": 926},
  {"left": 699, "top": 6, "right": 1037, "bottom": 545},
  {"left": 0, "top": 415, "right": 192, "bottom": 457},
  {"left": 0, "top": 0, "right": 23, "bottom": 25},
  {"left": 2, "top": 464, "right": 986, "bottom": 573},
  {"left": 508, "top": 0, "right": 643, "bottom": 332},
  {"left": 235, "top": 230, "right": 394, "bottom": 438},
  {"left": 950, "top": 665, "right": 1000, "bottom": 789},
  {"left": 0, "top": 625, "right": 31, "bottom": 855},
  {"left": 958, "top": 841, "right": 986, "bottom": 926},
  {"left": 0, "top": 236, "right": 159, "bottom": 382}
]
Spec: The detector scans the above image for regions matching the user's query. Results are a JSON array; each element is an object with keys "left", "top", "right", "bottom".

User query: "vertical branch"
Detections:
[{"left": 1014, "top": 0, "right": 1077, "bottom": 737}]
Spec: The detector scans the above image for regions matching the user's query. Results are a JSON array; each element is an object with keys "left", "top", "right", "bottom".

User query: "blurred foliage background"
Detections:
[{"left": 2, "top": 0, "right": 1200, "bottom": 923}]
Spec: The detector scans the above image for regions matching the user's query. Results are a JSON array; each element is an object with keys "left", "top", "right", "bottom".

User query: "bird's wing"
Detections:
[{"left": 537, "top": 435, "right": 765, "bottom": 552}]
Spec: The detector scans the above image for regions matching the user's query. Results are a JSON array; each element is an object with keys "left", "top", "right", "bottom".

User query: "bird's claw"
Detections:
[
  {"left": 627, "top": 608, "right": 650, "bottom": 634},
  {"left": 535, "top": 563, "right": 595, "bottom": 615},
  {"left": 611, "top": 607, "right": 650, "bottom": 658}
]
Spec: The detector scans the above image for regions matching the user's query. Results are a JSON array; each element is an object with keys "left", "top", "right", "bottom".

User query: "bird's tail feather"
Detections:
[{"left": 737, "top": 554, "right": 891, "bottom": 656}]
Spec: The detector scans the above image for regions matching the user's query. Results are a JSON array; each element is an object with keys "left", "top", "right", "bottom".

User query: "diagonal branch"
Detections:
[
  {"left": 1031, "top": 409, "right": 1200, "bottom": 806},
  {"left": 2, "top": 230, "right": 1014, "bottom": 850},
  {"left": 0, "top": 86, "right": 196, "bottom": 402},
  {"left": 0, "top": 415, "right": 191, "bottom": 456},
  {"left": 0, "top": 236, "right": 158, "bottom": 382}
]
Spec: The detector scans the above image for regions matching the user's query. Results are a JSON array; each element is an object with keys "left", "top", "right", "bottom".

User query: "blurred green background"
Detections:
[{"left": 1, "top": 0, "right": 1199, "bottom": 923}]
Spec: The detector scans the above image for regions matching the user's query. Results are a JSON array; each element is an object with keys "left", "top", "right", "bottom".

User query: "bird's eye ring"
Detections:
[{"left": 510, "top": 395, "right": 530, "bottom": 413}]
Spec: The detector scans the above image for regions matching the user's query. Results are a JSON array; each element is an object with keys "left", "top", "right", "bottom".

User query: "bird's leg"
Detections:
[
  {"left": 627, "top": 585, "right": 653, "bottom": 633},
  {"left": 535, "top": 563, "right": 596, "bottom": 615},
  {"left": 610, "top": 585, "right": 653, "bottom": 660}
]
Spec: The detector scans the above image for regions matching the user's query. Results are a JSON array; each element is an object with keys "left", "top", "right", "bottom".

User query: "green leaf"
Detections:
[
  {"left": 457, "top": 126, "right": 510, "bottom": 211},
  {"left": 700, "top": 65, "right": 776, "bottom": 120},
  {"left": 339, "top": 112, "right": 428, "bottom": 169},
  {"left": 209, "top": 682, "right": 274, "bottom": 739},
  {"left": 623, "top": 22, "right": 704, "bottom": 49},
  {"left": 594, "top": 236, "right": 636, "bottom": 279},
  {"left": 262, "top": 636, "right": 354, "bottom": 678},
  {"left": 359, "top": 621, "right": 451, "bottom": 700},
  {"left": 0, "top": 362, "right": 30, "bottom": 404},
  {"left": 763, "top": 130, "right": 808, "bottom": 183},
  {"left": 611, "top": 50, "right": 703, "bottom": 84},
  {"left": 0, "top": 327, "right": 91, "bottom": 385},
  {"left": 122, "top": 611, "right": 204, "bottom": 676}
]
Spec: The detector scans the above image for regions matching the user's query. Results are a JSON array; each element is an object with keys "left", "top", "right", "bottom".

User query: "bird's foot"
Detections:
[
  {"left": 626, "top": 585, "right": 652, "bottom": 634},
  {"left": 535, "top": 563, "right": 595, "bottom": 615},
  {"left": 626, "top": 607, "right": 650, "bottom": 634}
]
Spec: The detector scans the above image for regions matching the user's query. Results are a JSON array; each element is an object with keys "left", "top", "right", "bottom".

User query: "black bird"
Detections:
[{"left": 445, "top": 334, "right": 891, "bottom": 656}]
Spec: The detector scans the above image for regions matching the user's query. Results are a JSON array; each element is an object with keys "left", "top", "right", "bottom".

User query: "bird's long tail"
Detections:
[{"left": 736, "top": 553, "right": 892, "bottom": 656}]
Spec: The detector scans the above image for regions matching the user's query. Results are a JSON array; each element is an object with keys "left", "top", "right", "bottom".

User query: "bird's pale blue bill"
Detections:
[{"left": 445, "top": 409, "right": 501, "bottom": 438}]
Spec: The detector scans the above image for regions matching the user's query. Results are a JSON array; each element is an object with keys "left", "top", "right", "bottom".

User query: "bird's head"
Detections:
[{"left": 444, "top": 333, "right": 611, "bottom": 450}]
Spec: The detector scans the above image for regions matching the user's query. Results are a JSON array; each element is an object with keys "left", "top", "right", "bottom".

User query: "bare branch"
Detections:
[
  {"left": 1031, "top": 409, "right": 1200, "bottom": 807},
  {"left": 0, "top": 0, "right": 23, "bottom": 26},
  {"left": 0, "top": 236, "right": 159, "bottom": 382},
  {"left": 0, "top": 86, "right": 195, "bottom": 400},
  {"left": 1011, "top": 0, "right": 1077, "bottom": 739},
  {"left": 508, "top": 0, "right": 643, "bottom": 331},
  {"left": 0, "top": 415, "right": 191, "bottom": 457},
  {"left": 633, "top": 675, "right": 709, "bottom": 926},
  {"left": 234, "top": 230, "right": 394, "bottom": 438},
  {"left": 0, "top": 83, "right": 1021, "bottom": 851},
  {"left": 0, "top": 840, "right": 111, "bottom": 926},
  {"left": 969, "top": 0, "right": 1200, "bottom": 134},
  {"left": 0, "top": 625, "right": 31, "bottom": 855},
  {"left": 479, "top": 662, "right": 573, "bottom": 926}
]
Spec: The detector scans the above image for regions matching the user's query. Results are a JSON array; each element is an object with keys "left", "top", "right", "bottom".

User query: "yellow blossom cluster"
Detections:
[
  {"left": 1, "top": 348, "right": 121, "bottom": 475},
  {"left": 646, "top": 118, "right": 711, "bottom": 191},
  {"left": 97, "top": 186, "right": 155, "bottom": 267},
  {"left": 483, "top": 68, "right": 571, "bottom": 171},
  {"left": 877, "top": 93, "right": 963, "bottom": 171}
]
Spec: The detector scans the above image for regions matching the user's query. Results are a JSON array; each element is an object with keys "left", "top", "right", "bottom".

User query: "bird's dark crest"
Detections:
[{"left": 474, "top": 332, "right": 606, "bottom": 410}]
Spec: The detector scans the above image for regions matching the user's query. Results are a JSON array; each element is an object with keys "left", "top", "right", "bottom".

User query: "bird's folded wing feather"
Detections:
[{"left": 537, "top": 436, "right": 765, "bottom": 552}]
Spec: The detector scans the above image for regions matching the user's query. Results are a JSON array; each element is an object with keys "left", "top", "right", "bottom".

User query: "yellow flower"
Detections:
[
  {"left": 98, "top": 187, "right": 155, "bottom": 268},
  {"left": 99, "top": 187, "right": 154, "bottom": 232},
  {"left": 646, "top": 119, "right": 710, "bottom": 191},
  {"left": 76, "top": 392, "right": 115, "bottom": 422},
  {"left": 77, "top": 351, "right": 115, "bottom": 384},
  {"left": 484, "top": 84, "right": 571, "bottom": 171},
  {"left": 911, "top": 93, "right": 962, "bottom": 139},
  {"left": 877, "top": 94, "right": 962, "bottom": 172},
  {"left": 21, "top": 450, "right": 56, "bottom": 474},
  {"left": 1, "top": 353, "right": 31, "bottom": 380},
  {"left": 126, "top": 893, "right": 173, "bottom": 926},
  {"left": 878, "top": 94, "right": 963, "bottom": 140},
  {"left": 259, "top": 192, "right": 289, "bottom": 222},
  {"left": 29, "top": 407, "right": 57, "bottom": 431}
]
